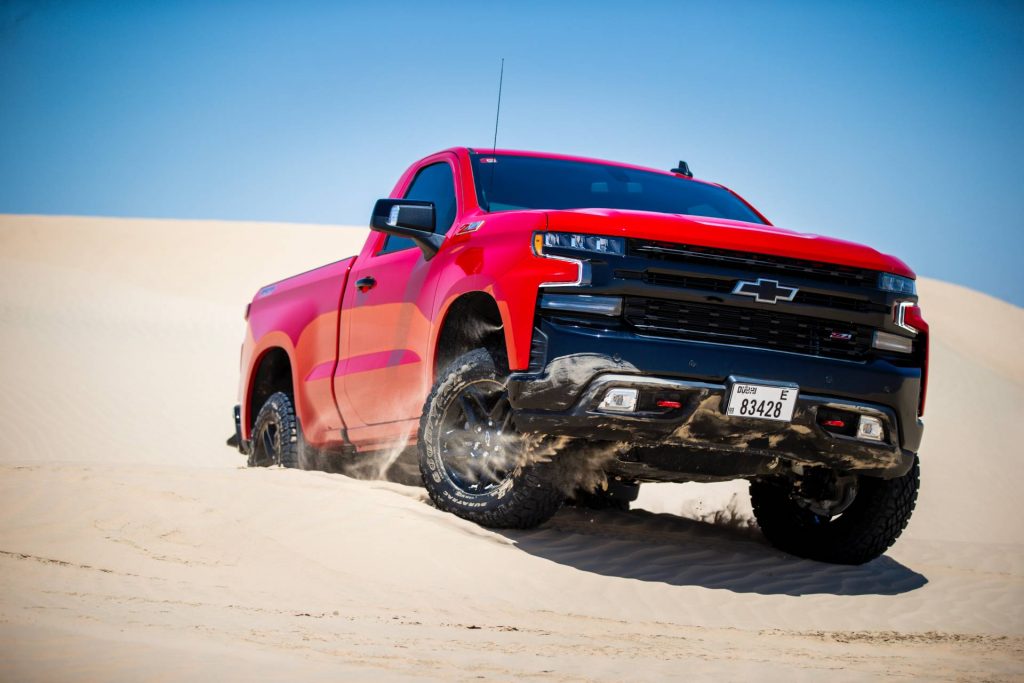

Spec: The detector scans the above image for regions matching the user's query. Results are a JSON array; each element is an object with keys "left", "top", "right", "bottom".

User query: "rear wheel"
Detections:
[
  {"left": 249, "top": 391, "right": 308, "bottom": 469},
  {"left": 750, "top": 458, "right": 920, "bottom": 565},
  {"left": 419, "top": 348, "right": 563, "bottom": 529}
]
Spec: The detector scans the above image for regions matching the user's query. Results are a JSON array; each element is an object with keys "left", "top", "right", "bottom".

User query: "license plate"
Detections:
[{"left": 726, "top": 382, "right": 798, "bottom": 422}]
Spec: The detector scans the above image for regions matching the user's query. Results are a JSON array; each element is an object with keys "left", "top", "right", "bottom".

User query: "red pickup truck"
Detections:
[{"left": 231, "top": 147, "right": 928, "bottom": 565}]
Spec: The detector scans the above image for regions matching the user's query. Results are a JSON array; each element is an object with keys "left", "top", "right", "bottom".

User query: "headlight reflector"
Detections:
[
  {"left": 535, "top": 232, "right": 625, "bottom": 256},
  {"left": 878, "top": 273, "right": 916, "bottom": 295}
]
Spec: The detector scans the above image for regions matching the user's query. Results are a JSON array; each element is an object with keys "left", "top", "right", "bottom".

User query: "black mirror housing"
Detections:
[{"left": 370, "top": 199, "right": 444, "bottom": 259}]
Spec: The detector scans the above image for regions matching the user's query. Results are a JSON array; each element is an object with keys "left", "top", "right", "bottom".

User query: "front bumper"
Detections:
[{"left": 508, "top": 320, "right": 923, "bottom": 478}]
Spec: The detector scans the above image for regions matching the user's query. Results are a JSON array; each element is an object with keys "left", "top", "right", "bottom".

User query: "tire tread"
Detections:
[
  {"left": 249, "top": 391, "right": 302, "bottom": 469},
  {"left": 418, "top": 348, "right": 563, "bottom": 529},
  {"left": 750, "top": 459, "right": 920, "bottom": 564}
]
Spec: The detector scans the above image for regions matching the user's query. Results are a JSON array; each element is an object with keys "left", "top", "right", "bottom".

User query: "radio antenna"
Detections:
[
  {"left": 486, "top": 58, "right": 504, "bottom": 206},
  {"left": 492, "top": 57, "right": 504, "bottom": 155}
]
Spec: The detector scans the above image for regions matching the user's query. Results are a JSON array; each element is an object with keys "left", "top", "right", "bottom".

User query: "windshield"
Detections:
[{"left": 470, "top": 153, "right": 765, "bottom": 224}]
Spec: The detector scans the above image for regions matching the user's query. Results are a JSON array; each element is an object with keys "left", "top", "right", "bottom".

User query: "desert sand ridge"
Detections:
[{"left": 0, "top": 214, "right": 1021, "bottom": 681}]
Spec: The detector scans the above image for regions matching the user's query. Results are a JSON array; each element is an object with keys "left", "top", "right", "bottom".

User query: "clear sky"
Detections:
[{"left": 2, "top": 1, "right": 1022, "bottom": 304}]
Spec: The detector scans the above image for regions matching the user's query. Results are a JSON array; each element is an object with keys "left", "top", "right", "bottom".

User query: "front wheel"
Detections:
[
  {"left": 418, "top": 348, "right": 564, "bottom": 529},
  {"left": 750, "top": 458, "right": 920, "bottom": 565}
]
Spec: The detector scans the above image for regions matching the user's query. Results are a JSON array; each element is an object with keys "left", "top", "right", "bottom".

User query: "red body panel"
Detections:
[
  {"left": 238, "top": 147, "right": 920, "bottom": 452},
  {"left": 239, "top": 258, "right": 354, "bottom": 444},
  {"left": 339, "top": 245, "right": 433, "bottom": 426}
]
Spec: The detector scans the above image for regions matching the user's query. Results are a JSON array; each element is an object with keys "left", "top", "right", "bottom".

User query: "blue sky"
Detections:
[{"left": 2, "top": 1, "right": 1022, "bottom": 304}]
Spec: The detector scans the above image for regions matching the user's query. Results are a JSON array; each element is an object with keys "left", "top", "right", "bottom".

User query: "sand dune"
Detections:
[{"left": 1, "top": 214, "right": 1021, "bottom": 680}]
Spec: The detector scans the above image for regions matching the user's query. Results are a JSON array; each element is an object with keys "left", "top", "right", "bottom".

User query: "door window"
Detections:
[{"left": 379, "top": 161, "right": 458, "bottom": 254}]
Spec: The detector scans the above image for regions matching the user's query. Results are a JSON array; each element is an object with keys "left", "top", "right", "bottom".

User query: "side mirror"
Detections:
[{"left": 370, "top": 199, "right": 444, "bottom": 259}]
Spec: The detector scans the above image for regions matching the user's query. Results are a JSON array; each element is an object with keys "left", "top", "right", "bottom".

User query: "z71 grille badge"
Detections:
[{"left": 732, "top": 278, "right": 798, "bottom": 305}]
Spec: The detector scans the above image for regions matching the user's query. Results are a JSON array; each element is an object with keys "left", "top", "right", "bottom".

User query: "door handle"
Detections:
[{"left": 355, "top": 276, "right": 377, "bottom": 293}]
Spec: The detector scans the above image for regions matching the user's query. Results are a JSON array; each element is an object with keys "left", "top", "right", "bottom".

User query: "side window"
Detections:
[{"left": 379, "top": 162, "right": 458, "bottom": 254}]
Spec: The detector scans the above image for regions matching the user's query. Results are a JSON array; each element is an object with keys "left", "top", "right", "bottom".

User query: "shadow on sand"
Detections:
[
  {"left": 359, "top": 448, "right": 927, "bottom": 596},
  {"left": 498, "top": 506, "right": 927, "bottom": 597}
]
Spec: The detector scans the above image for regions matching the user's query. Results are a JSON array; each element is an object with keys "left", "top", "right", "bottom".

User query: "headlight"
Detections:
[
  {"left": 533, "top": 232, "right": 625, "bottom": 256},
  {"left": 878, "top": 273, "right": 916, "bottom": 295}
]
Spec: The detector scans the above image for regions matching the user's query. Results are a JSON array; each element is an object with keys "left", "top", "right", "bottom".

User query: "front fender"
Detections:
[{"left": 429, "top": 214, "right": 579, "bottom": 374}]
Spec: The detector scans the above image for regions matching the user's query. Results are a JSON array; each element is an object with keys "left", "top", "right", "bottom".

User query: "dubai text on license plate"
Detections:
[{"left": 726, "top": 382, "right": 798, "bottom": 422}]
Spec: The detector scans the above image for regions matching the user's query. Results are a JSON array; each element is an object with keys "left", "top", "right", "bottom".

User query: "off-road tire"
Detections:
[
  {"left": 419, "top": 348, "right": 563, "bottom": 529},
  {"left": 750, "top": 458, "right": 920, "bottom": 565},
  {"left": 249, "top": 391, "right": 306, "bottom": 469}
]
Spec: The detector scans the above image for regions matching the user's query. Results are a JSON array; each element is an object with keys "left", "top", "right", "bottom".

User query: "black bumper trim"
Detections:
[
  {"left": 507, "top": 320, "right": 924, "bottom": 478},
  {"left": 513, "top": 370, "right": 910, "bottom": 475}
]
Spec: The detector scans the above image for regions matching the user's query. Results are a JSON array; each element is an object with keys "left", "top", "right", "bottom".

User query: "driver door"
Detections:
[{"left": 338, "top": 156, "right": 459, "bottom": 426}]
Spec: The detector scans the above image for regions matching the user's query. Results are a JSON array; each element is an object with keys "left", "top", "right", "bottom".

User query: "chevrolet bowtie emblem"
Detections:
[{"left": 733, "top": 278, "right": 798, "bottom": 304}]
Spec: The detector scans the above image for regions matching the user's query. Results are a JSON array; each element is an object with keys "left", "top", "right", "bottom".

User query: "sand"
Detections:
[{"left": 0, "top": 214, "right": 1021, "bottom": 681}]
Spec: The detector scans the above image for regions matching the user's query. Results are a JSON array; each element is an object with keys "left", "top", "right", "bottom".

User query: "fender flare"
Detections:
[{"left": 241, "top": 333, "right": 299, "bottom": 440}]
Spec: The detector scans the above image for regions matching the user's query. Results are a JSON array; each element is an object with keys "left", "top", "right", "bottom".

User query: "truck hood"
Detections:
[{"left": 543, "top": 209, "right": 914, "bottom": 278}]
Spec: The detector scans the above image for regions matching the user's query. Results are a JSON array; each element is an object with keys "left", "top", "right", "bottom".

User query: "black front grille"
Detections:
[
  {"left": 792, "top": 291, "right": 886, "bottom": 313},
  {"left": 629, "top": 239, "right": 877, "bottom": 289},
  {"left": 639, "top": 270, "right": 733, "bottom": 293},
  {"left": 618, "top": 269, "right": 886, "bottom": 313},
  {"left": 622, "top": 297, "right": 873, "bottom": 360}
]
